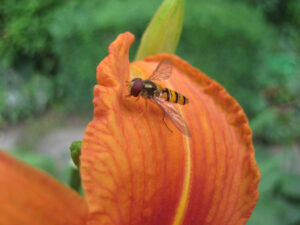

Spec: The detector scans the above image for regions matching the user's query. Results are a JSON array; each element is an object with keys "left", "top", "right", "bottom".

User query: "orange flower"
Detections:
[
  {"left": 0, "top": 150, "right": 87, "bottom": 225},
  {"left": 0, "top": 32, "right": 260, "bottom": 225},
  {"left": 80, "top": 32, "right": 261, "bottom": 225}
]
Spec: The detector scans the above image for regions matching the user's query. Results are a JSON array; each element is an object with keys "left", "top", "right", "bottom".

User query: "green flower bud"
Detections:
[
  {"left": 135, "top": 0, "right": 185, "bottom": 60},
  {"left": 70, "top": 141, "right": 82, "bottom": 168}
]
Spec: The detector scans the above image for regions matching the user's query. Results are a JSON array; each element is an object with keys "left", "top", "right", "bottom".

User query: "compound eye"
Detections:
[{"left": 130, "top": 79, "right": 143, "bottom": 97}]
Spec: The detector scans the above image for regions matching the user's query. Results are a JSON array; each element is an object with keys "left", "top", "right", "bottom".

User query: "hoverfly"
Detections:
[{"left": 127, "top": 59, "right": 191, "bottom": 137}]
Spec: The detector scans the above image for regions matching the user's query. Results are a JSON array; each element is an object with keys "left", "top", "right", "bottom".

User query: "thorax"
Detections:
[{"left": 140, "top": 80, "right": 162, "bottom": 98}]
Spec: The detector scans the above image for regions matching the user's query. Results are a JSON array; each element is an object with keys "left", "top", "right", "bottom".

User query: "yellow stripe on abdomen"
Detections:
[
  {"left": 169, "top": 90, "right": 177, "bottom": 103},
  {"left": 177, "top": 93, "right": 184, "bottom": 105},
  {"left": 160, "top": 88, "right": 189, "bottom": 105},
  {"left": 161, "top": 88, "right": 169, "bottom": 101},
  {"left": 174, "top": 91, "right": 188, "bottom": 105}
]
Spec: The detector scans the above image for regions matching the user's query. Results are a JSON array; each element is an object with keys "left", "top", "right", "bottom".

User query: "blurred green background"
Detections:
[{"left": 0, "top": 0, "right": 300, "bottom": 224}]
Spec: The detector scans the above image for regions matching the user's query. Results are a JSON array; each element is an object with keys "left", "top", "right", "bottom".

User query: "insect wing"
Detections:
[
  {"left": 148, "top": 58, "right": 172, "bottom": 81},
  {"left": 153, "top": 97, "right": 191, "bottom": 137}
]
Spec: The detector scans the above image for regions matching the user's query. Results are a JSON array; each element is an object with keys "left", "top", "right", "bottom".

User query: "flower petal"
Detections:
[
  {"left": 142, "top": 54, "right": 261, "bottom": 224},
  {"left": 81, "top": 32, "right": 260, "bottom": 225},
  {"left": 0, "top": 150, "right": 87, "bottom": 225}
]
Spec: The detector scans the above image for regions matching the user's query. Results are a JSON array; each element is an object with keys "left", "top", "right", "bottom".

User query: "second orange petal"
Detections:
[{"left": 0, "top": 150, "right": 87, "bottom": 225}]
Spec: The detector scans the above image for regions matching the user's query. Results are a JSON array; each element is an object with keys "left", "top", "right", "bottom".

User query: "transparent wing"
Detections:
[
  {"left": 153, "top": 97, "right": 191, "bottom": 137},
  {"left": 148, "top": 58, "right": 172, "bottom": 81}
]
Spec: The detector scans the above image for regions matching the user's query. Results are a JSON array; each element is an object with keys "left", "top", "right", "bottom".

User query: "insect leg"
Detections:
[
  {"left": 134, "top": 99, "right": 148, "bottom": 124},
  {"left": 162, "top": 111, "right": 173, "bottom": 133}
]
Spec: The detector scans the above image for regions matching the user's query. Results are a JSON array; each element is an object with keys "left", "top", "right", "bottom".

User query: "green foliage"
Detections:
[
  {"left": 177, "top": 0, "right": 300, "bottom": 144},
  {"left": 179, "top": 1, "right": 271, "bottom": 116},
  {"left": 248, "top": 147, "right": 300, "bottom": 225},
  {"left": 12, "top": 151, "right": 76, "bottom": 187},
  {"left": 0, "top": 71, "right": 54, "bottom": 123},
  {"left": 1, "top": 0, "right": 300, "bottom": 223},
  {"left": 1, "top": 0, "right": 299, "bottom": 143},
  {"left": 0, "top": 0, "right": 161, "bottom": 120},
  {"left": 12, "top": 151, "right": 56, "bottom": 174}
]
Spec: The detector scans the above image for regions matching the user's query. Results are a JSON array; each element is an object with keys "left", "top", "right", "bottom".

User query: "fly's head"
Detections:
[{"left": 127, "top": 78, "right": 143, "bottom": 97}]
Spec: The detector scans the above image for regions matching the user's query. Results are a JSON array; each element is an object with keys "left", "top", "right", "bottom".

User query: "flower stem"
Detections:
[
  {"left": 69, "top": 141, "right": 82, "bottom": 193},
  {"left": 69, "top": 167, "right": 81, "bottom": 193}
]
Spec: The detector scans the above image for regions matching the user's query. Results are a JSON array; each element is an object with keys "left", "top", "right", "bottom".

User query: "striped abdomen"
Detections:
[{"left": 160, "top": 88, "right": 189, "bottom": 105}]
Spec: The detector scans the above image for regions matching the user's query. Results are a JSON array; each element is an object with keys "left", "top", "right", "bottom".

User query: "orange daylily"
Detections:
[
  {"left": 0, "top": 150, "right": 88, "bottom": 225},
  {"left": 81, "top": 32, "right": 260, "bottom": 225},
  {"left": 0, "top": 32, "right": 260, "bottom": 225}
]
